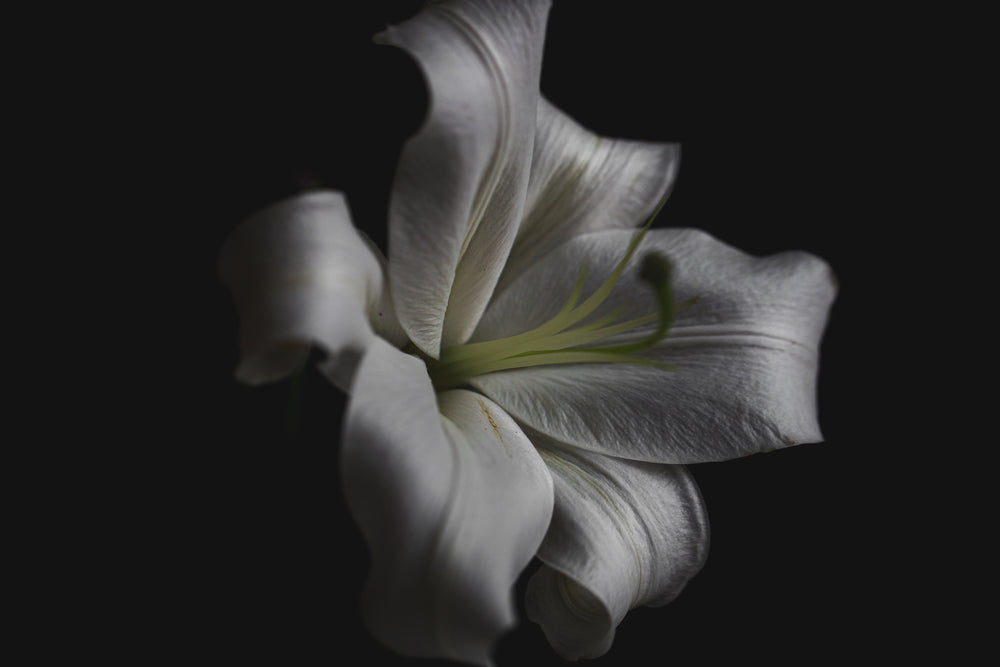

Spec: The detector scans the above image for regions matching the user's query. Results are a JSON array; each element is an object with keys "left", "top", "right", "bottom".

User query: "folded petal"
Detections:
[
  {"left": 379, "top": 0, "right": 552, "bottom": 356},
  {"left": 219, "top": 190, "right": 406, "bottom": 390},
  {"left": 496, "top": 97, "right": 680, "bottom": 293},
  {"left": 341, "top": 338, "right": 554, "bottom": 665},
  {"left": 524, "top": 433, "right": 709, "bottom": 660},
  {"left": 471, "top": 228, "right": 836, "bottom": 463}
]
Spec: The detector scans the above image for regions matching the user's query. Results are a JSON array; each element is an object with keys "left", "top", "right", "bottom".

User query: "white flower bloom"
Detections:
[{"left": 219, "top": 1, "right": 836, "bottom": 665}]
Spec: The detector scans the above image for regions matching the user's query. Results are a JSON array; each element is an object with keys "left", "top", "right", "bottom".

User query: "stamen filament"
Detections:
[
  {"left": 438, "top": 261, "right": 591, "bottom": 364},
  {"left": 550, "top": 223, "right": 649, "bottom": 334},
  {"left": 427, "top": 197, "right": 682, "bottom": 390},
  {"left": 521, "top": 311, "right": 659, "bottom": 354}
]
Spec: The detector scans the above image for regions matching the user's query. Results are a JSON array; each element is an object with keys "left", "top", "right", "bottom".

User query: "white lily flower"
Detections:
[{"left": 219, "top": 1, "right": 836, "bottom": 665}]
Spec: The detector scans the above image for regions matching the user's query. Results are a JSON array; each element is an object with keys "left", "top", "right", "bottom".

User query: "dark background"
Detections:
[{"left": 98, "top": 1, "right": 968, "bottom": 664}]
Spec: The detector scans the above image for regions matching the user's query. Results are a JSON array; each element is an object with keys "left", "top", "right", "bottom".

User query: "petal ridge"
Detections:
[{"left": 379, "top": 0, "right": 552, "bottom": 356}]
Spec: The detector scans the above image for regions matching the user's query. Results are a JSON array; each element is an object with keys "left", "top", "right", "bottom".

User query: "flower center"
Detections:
[{"left": 426, "top": 221, "right": 693, "bottom": 391}]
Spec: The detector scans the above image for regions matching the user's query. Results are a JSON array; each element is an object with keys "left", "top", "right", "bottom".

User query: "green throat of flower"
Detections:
[{"left": 425, "top": 219, "right": 693, "bottom": 391}]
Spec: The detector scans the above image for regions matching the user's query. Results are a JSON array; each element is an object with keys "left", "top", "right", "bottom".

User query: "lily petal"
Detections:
[
  {"left": 379, "top": 0, "right": 552, "bottom": 356},
  {"left": 342, "top": 337, "right": 554, "bottom": 665},
  {"left": 524, "top": 433, "right": 708, "bottom": 660},
  {"left": 471, "top": 228, "right": 836, "bottom": 463},
  {"left": 496, "top": 97, "right": 680, "bottom": 293},
  {"left": 219, "top": 190, "right": 405, "bottom": 390}
]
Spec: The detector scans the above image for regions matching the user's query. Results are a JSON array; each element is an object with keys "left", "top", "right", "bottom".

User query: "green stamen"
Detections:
[{"left": 428, "top": 200, "right": 688, "bottom": 390}]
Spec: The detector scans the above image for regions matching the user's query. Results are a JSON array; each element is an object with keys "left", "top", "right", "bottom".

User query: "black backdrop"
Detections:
[{"left": 120, "top": 1, "right": 963, "bottom": 664}]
